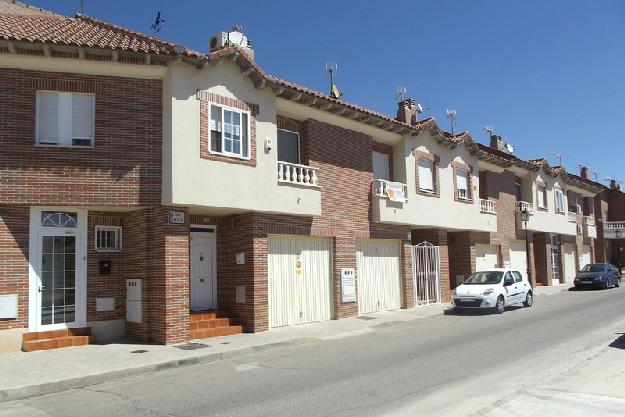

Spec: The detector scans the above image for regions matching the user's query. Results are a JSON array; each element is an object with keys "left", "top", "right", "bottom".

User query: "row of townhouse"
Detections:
[{"left": 0, "top": 0, "right": 624, "bottom": 352}]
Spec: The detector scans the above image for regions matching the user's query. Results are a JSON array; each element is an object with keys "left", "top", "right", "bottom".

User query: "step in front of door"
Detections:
[
  {"left": 189, "top": 312, "right": 243, "bottom": 340},
  {"left": 22, "top": 327, "right": 96, "bottom": 352}
]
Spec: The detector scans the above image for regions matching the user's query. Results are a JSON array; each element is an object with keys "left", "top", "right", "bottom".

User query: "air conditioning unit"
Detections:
[{"left": 209, "top": 32, "right": 229, "bottom": 51}]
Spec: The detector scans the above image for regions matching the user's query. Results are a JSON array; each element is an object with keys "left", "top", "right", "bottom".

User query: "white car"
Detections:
[{"left": 451, "top": 268, "right": 533, "bottom": 314}]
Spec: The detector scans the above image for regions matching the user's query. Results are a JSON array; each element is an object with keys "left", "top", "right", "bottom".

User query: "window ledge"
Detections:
[{"left": 34, "top": 144, "right": 95, "bottom": 150}]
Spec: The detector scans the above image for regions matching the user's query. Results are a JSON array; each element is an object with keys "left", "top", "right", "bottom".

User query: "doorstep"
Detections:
[{"left": 0, "top": 304, "right": 447, "bottom": 402}]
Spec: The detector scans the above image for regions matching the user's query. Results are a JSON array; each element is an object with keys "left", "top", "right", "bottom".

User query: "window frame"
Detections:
[
  {"left": 455, "top": 168, "right": 470, "bottom": 200},
  {"left": 94, "top": 225, "right": 122, "bottom": 252},
  {"left": 536, "top": 185, "right": 547, "bottom": 210},
  {"left": 554, "top": 188, "right": 565, "bottom": 214},
  {"left": 35, "top": 90, "right": 95, "bottom": 148},
  {"left": 417, "top": 158, "right": 435, "bottom": 193},
  {"left": 208, "top": 102, "right": 251, "bottom": 160},
  {"left": 277, "top": 128, "right": 301, "bottom": 165}
]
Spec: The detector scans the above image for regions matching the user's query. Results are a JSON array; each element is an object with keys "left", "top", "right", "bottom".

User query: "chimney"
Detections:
[
  {"left": 490, "top": 135, "right": 506, "bottom": 152},
  {"left": 396, "top": 98, "right": 418, "bottom": 125},
  {"left": 610, "top": 179, "right": 621, "bottom": 191},
  {"left": 580, "top": 166, "right": 589, "bottom": 180}
]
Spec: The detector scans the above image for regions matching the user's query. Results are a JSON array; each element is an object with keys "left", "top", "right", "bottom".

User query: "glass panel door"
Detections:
[{"left": 40, "top": 235, "right": 76, "bottom": 325}]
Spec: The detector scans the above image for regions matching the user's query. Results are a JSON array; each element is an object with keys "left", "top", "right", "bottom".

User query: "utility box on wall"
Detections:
[{"left": 126, "top": 279, "right": 142, "bottom": 323}]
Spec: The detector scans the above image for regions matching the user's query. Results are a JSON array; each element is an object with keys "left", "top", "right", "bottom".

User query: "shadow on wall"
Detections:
[{"left": 609, "top": 333, "right": 625, "bottom": 350}]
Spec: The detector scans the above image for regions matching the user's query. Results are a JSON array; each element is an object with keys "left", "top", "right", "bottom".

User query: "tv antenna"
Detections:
[
  {"left": 592, "top": 171, "right": 598, "bottom": 182},
  {"left": 446, "top": 109, "right": 457, "bottom": 134},
  {"left": 79, "top": 0, "right": 84, "bottom": 13},
  {"left": 483, "top": 125, "right": 494, "bottom": 137},
  {"left": 150, "top": 11, "right": 165, "bottom": 35},
  {"left": 554, "top": 153, "right": 562, "bottom": 166},
  {"left": 325, "top": 62, "right": 341, "bottom": 99},
  {"left": 395, "top": 86, "right": 407, "bottom": 103}
]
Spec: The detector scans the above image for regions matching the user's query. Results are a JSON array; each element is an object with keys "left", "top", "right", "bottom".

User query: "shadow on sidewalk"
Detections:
[
  {"left": 444, "top": 306, "right": 524, "bottom": 316},
  {"left": 609, "top": 333, "right": 625, "bottom": 350}
]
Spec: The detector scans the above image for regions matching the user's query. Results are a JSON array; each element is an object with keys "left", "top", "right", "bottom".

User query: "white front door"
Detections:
[
  {"left": 29, "top": 208, "right": 87, "bottom": 331},
  {"left": 190, "top": 231, "right": 217, "bottom": 311},
  {"left": 357, "top": 239, "right": 402, "bottom": 314},
  {"left": 580, "top": 245, "right": 591, "bottom": 270},
  {"left": 475, "top": 244, "right": 499, "bottom": 271},
  {"left": 562, "top": 245, "right": 577, "bottom": 284},
  {"left": 509, "top": 241, "right": 528, "bottom": 280}
]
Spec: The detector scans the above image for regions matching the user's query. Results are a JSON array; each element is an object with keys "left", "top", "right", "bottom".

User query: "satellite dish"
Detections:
[
  {"left": 505, "top": 143, "right": 515, "bottom": 154},
  {"left": 416, "top": 103, "right": 423, "bottom": 113},
  {"left": 228, "top": 31, "right": 244, "bottom": 46}
]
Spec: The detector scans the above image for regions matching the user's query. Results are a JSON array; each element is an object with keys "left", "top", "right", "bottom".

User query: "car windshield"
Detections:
[
  {"left": 581, "top": 264, "right": 606, "bottom": 273},
  {"left": 464, "top": 271, "right": 504, "bottom": 285}
]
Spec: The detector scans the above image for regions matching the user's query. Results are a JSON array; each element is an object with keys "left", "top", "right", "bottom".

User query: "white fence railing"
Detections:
[
  {"left": 567, "top": 212, "right": 577, "bottom": 223},
  {"left": 373, "top": 179, "right": 408, "bottom": 202},
  {"left": 480, "top": 199, "right": 496, "bottom": 214},
  {"left": 584, "top": 216, "right": 595, "bottom": 227},
  {"left": 516, "top": 201, "right": 533, "bottom": 214},
  {"left": 277, "top": 161, "right": 319, "bottom": 187},
  {"left": 605, "top": 221, "right": 625, "bottom": 229}
]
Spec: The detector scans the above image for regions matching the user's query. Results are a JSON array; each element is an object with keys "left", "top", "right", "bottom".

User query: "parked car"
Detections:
[
  {"left": 451, "top": 269, "right": 532, "bottom": 314},
  {"left": 574, "top": 263, "right": 621, "bottom": 290}
]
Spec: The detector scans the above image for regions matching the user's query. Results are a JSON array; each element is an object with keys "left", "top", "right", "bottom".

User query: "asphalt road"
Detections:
[{"left": 3, "top": 286, "right": 625, "bottom": 417}]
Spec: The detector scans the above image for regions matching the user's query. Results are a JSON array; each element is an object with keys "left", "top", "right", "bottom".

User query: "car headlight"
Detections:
[{"left": 482, "top": 289, "right": 494, "bottom": 296}]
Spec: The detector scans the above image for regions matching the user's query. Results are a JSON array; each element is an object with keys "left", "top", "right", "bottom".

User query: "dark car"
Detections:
[{"left": 574, "top": 263, "right": 622, "bottom": 290}]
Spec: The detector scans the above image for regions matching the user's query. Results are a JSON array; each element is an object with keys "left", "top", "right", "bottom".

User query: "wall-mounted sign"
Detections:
[
  {"left": 295, "top": 258, "right": 303, "bottom": 277},
  {"left": 169, "top": 210, "right": 185, "bottom": 224},
  {"left": 0, "top": 294, "right": 18, "bottom": 319},
  {"left": 386, "top": 182, "right": 406, "bottom": 202},
  {"left": 236, "top": 252, "right": 245, "bottom": 265},
  {"left": 341, "top": 268, "right": 356, "bottom": 303}
]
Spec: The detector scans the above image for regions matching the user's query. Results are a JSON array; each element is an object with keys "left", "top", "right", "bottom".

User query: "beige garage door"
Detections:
[
  {"left": 357, "top": 239, "right": 402, "bottom": 314},
  {"left": 475, "top": 244, "right": 499, "bottom": 271},
  {"left": 268, "top": 236, "right": 332, "bottom": 328},
  {"left": 509, "top": 240, "right": 528, "bottom": 280},
  {"left": 562, "top": 245, "right": 577, "bottom": 283},
  {"left": 580, "top": 245, "right": 591, "bottom": 269}
]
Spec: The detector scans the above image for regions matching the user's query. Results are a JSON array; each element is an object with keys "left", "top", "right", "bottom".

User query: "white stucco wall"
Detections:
[
  {"left": 163, "top": 61, "right": 320, "bottom": 215},
  {"left": 373, "top": 131, "right": 497, "bottom": 232}
]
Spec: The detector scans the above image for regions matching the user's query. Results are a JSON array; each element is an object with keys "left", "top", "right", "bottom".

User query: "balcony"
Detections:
[
  {"left": 603, "top": 221, "right": 625, "bottom": 239},
  {"left": 515, "top": 201, "right": 577, "bottom": 236},
  {"left": 583, "top": 216, "right": 597, "bottom": 238},
  {"left": 372, "top": 179, "right": 408, "bottom": 202},
  {"left": 479, "top": 199, "right": 496, "bottom": 214},
  {"left": 277, "top": 161, "right": 320, "bottom": 187}
]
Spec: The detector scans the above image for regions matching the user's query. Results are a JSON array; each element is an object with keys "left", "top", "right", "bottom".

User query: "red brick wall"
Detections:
[
  {"left": 0, "top": 69, "right": 162, "bottom": 206},
  {"left": 0, "top": 206, "right": 29, "bottom": 330}
]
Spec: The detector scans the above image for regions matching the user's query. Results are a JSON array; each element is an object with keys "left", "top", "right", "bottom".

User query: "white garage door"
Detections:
[
  {"left": 475, "top": 244, "right": 499, "bottom": 271},
  {"left": 509, "top": 240, "right": 528, "bottom": 280},
  {"left": 562, "top": 245, "right": 577, "bottom": 283},
  {"left": 580, "top": 245, "right": 591, "bottom": 270},
  {"left": 357, "top": 239, "right": 402, "bottom": 314},
  {"left": 268, "top": 236, "right": 332, "bottom": 328}
]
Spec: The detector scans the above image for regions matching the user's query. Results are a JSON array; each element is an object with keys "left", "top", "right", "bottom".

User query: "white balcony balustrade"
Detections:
[
  {"left": 373, "top": 179, "right": 407, "bottom": 202},
  {"left": 584, "top": 216, "right": 595, "bottom": 227},
  {"left": 516, "top": 201, "right": 533, "bottom": 214},
  {"left": 567, "top": 212, "right": 577, "bottom": 223},
  {"left": 480, "top": 199, "right": 496, "bottom": 214},
  {"left": 277, "top": 161, "right": 319, "bottom": 187},
  {"left": 605, "top": 221, "right": 625, "bottom": 230}
]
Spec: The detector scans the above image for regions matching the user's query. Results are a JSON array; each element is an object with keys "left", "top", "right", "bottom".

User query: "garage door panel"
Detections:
[
  {"left": 269, "top": 237, "right": 332, "bottom": 328},
  {"left": 357, "top": 240, "right": 402, "bottom": 314},
  {"left": 476, "top": 244, "right": 499, "bottom": 271},
  {"left": 580, "top": 245, "right": 591, "bottom": 270},
  {"left": 562, "top": 245, "right": 577, "bottom": 284},
  {"left": 510, "top": 240, "right": 528, "bottom": 280}
]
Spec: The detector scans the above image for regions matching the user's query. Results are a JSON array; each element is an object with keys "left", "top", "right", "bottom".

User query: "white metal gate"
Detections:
[{"left": 412, "top": 242, "right": 441, "bottom": 306}]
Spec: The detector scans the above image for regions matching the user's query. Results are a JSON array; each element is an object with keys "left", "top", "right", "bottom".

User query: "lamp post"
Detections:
[
  {"left": 615, "top": 229, "right": 622, "bottom": 272},
  {"left": 521, "top": 208, "right": 533, "bottom": 287}
]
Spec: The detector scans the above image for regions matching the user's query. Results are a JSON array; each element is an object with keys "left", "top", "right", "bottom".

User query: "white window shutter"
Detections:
[
  {"left": 71, "top": 94, "right": 94, "bottom": 142},
  {"left": 37, "top": 92, "right": 59, "bottom": 144},
  {"left": 372, "top": 151, "right": 390, "bottom": 181},
  {"left": 418, "top": 159, "right": 434, "bottom": 191},
  {"left": 456, "top": 170, "right": 468, "bottom": 192}
]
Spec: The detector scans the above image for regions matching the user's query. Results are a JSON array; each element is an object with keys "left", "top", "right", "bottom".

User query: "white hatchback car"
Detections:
[{"left": 451, "top": 268, "right": 533, "bottom": 314}]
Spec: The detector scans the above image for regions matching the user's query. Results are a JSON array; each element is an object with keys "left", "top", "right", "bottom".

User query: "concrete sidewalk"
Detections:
[
  {"left": 0, "top": 304, "right": 447, "bottom": 402},
  {"left": 0, "top": 285, "right": 566, "bottom": 402}
]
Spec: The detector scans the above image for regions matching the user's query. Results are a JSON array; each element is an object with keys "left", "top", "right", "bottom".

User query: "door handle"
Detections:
[{"left": 38, "top": 285, "right": 46, "bottom": 293}]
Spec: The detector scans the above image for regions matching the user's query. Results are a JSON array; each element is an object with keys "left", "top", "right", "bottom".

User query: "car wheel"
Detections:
[
  {"left": 616, "top": 278, "right": 621, "bottom": 288},
  {"left": 604, "top": 280, "right": 610, "bottom": 290},
  {"left": 523, "top": 291, "right": 533, "bottom": 307},
  {"left": 494, "top": 296, "right": 505, "bottom": 314}
]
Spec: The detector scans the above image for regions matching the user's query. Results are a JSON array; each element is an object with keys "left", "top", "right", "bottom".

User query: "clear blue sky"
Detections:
[{"left": 31, "top": 0, "right": 625, "bottom": 184}]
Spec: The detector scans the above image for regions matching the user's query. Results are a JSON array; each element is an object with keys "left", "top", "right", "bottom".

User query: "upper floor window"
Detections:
[
  {"left": 372, "top": 151, "right": 390, "bottom": 181},
  {"left": 536, "top": 185, "right": 547, "bottom": 210},
  {"left": 36, "top": 91, "right": 95, "bottom": 147},
  {"left": 555, "top": 188, "right": 565, "bottom": 213},
  {"left": 277, "top": 128, "right": 300, "bottom": 164},
  {"left": 209, "top": 103, "right": 250, "bottom": 159},
  {"left": 456, "top": 169, "right": 470, "bottom": 200},
  {"left": 417, "top": 159, "right": 434, "bottom": 192}
]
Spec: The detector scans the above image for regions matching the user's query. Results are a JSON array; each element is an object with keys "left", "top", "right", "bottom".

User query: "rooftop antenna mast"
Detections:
[
  {"left": 395, "top": 86, "right": 407, "bottom": 103},
  {"left": 484, "top": 125, "right": 494, "bottom": 138},
  {"left": 79, "top": 0, "right": 84, "bottom": 13},
  {"left": 446, "top": 109, "right": 457, "bottom": 135},
  {"left": 554, "top": 153, "right": 563, "bottom": 166},
  {"left": 592, "top": 171, "right": 598, "bottom": 182},
  {"left": 325, "top": 62, "right": 341, "bottom": 99}
]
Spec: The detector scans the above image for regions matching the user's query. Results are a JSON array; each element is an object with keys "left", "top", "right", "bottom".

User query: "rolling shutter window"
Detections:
[
  {"left": 456, "top": 170, "right": 469, "bottom": 199},
  {"left": 37, "top": 91, "right": 60, "bottom": 145},
  {"left": 372, "top": 151, "right": 390, "bottom": 181},
  {"left": 537, "top": 186, "right": 546, "bottom": 209},
  {"left": 418, "top": 159, "right": 434, "bottom": 191},
  {"left": 71, "top": 94, "right": 94, "bottom": 146}
]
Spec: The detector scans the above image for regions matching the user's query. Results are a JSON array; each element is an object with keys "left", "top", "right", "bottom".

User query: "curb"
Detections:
[{"left": 0, "top": 336, "right": 317, "bottom": 403}]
